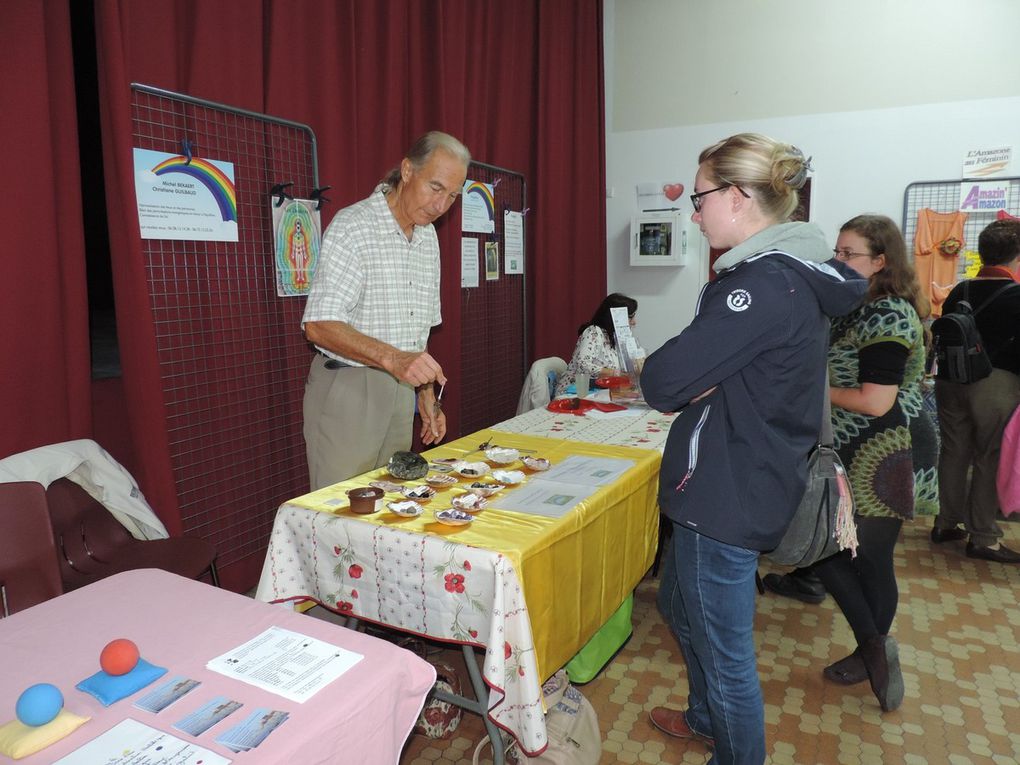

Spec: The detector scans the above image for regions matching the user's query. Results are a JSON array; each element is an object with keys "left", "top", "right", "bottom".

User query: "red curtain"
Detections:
[
  {"left": 0, "top": 0, "right": 92, "bottom": 457},
  {"left": 85, "top": 0, "right": 605, "bottom": 556}
]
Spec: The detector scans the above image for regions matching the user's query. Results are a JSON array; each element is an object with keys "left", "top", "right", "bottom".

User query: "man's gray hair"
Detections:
[{"left": 382, "top": 131, "right": 471, "bottom": 189}]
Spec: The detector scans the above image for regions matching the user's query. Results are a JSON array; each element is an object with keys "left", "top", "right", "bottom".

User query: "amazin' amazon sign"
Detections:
[{"left": 959, "top": 180, "right": 1010, "bottom": 213}]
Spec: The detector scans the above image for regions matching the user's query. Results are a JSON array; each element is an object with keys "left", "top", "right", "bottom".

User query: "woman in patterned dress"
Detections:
[
  {"left": 814, "top": 214, "right": 931, "bottom": 713},
  {"left": 554, "top": 293, "right": 639, "bottom": 396}
]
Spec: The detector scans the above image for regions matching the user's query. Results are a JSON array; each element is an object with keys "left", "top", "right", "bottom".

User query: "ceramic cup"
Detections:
[{"left": 347, "top": 486, "right": 384, "bottom": 514}]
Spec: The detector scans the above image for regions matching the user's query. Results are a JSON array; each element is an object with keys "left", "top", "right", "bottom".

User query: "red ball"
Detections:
[{"left": 100, "top": 638, "right": 140, "bottom": 676}]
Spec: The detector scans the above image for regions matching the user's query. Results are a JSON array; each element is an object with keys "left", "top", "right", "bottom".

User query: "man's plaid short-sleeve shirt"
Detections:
[{"left": 302, "top": 188, "right": 442, "bottom": 366}]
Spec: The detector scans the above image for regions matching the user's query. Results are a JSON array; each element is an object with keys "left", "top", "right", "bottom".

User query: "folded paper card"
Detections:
[
  {"left": 0, "top": 709, "right": 90, "bottom": 760},
  {"left": 75, "top": 658, "right": 167, "bottom": 706}
]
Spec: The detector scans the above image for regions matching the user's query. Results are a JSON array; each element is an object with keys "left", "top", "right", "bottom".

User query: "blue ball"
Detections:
[{"left": 15, "top": 683, "right": 63, "bottom": 727}]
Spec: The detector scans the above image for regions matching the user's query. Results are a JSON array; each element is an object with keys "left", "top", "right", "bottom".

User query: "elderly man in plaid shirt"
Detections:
[{"left": 302, "top": 131, "right": 470, "bottom": 489}]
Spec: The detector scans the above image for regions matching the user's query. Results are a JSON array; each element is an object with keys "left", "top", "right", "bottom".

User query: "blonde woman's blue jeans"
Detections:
[{"left": 657, "top": 521, "right": 766, "bottom": 765}]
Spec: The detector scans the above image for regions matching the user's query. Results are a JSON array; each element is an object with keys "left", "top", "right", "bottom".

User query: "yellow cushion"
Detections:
[{"left": 0, "top": 709, "right": 90, "bottom": 760}]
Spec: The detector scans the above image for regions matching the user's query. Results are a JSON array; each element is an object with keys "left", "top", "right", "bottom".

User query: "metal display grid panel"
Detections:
[
  {"left": 902, "top": 176, "right": 1020, "bottom": 282},
  {"left": 457, "top": 162, "right": 527, "bottom": 435},
  {"left": 131, "top": 84, "right": 318, "bottom": 569}
]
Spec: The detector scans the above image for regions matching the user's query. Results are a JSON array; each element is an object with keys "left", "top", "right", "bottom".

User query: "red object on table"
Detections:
[
  {"left": 546, "top": 399, "right": 628, "bottom": 415},
  {"left": 100, "top": 638, "right": 139, "bottom": 675},
  {"left": 594, "top": 375, "right": 631, "bottom": 389}
]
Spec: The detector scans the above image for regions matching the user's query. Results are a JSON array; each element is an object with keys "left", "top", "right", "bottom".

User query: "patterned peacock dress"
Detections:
[{"left": 828, "top": 295, "right": 937, "bottom": 519}]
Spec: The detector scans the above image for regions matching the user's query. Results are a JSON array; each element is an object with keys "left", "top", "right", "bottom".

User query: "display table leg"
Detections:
[{"left": 432, "top": 645, "right": 507, "bottom": 765}]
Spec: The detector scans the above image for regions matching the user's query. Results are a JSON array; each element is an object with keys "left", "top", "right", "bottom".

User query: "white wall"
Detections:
[
  {"left": 605, "top": 0, "right": 1020, "bottom": 353},
  {"left": 612, "top": 0, "right": 1020, "bottom": 131}
]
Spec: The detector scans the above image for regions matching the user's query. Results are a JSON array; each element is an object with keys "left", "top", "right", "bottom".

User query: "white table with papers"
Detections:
[{"left": 493, "top": 395, "right": 677, "bottom": 452}]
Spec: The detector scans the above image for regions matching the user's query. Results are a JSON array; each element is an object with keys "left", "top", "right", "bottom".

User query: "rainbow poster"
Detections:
[
  {"left": 461, "top": 179, "right": 495, "bottom": 234},
  {"left": 271, "top": 199, "right": 321, "bottom": 297},
  {"left": 133, "top": 148, "right": 239, "bottom": 241}
]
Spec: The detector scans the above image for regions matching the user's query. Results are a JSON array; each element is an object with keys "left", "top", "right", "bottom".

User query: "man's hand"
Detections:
[
  {"left": 389, "top": 350, "right": 446, "bottom": 387},
  {"left": 417, "top": 386, "right": 447, "bottom": 444}
]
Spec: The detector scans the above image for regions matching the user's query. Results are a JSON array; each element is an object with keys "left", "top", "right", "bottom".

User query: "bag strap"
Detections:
[
  {"left": 818, "top": 317, "right": 834, "bottom": 448},
  {"left": 971, "top": 280, "right": 1020, "bottom": 318},
  {"left": 819, "top": 367, "right": 834, "bottom": 448},
  {"left": 962, "top": 280, "right": 1020, "bottom": 367}
]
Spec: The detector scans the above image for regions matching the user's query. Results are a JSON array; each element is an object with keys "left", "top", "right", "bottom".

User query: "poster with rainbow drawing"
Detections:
[
  {"left": 133, "top": 148, "right": 239, "bottom": 242},
  {"left": 462, "top": 179, "right": 495, "bottom": 234}
]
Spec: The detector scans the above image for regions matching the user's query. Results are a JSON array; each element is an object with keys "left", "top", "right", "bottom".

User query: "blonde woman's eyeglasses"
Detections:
[{"left": 690, "top": 184, "right": 750, "bottom": 213}]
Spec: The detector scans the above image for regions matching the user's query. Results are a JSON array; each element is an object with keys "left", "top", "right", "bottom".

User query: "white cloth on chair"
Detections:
[
  {"left": 0, "top": 439, "right": 169, "bottom": 540},
  {"left": 516, "top": 356, "right": 567, "bottom": 414}
]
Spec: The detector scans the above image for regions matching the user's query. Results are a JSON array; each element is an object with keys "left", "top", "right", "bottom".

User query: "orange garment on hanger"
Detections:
[{"left": 914, "top": 208, "right": 967, "bottom": 317}]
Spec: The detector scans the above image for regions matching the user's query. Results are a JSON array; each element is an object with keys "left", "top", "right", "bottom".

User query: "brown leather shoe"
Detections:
[{"left": 649, "top": 707, "right": 714, "bottom": 745}]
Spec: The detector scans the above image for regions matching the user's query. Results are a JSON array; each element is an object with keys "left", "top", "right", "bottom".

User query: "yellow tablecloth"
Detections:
[{"left": 280, "top": 428, "right": 661, "bottom": 680}]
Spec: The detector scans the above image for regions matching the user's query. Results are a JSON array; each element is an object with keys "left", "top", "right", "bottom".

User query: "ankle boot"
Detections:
[{"left": 860, "top": 635, "right": 903, "bottom": 712}]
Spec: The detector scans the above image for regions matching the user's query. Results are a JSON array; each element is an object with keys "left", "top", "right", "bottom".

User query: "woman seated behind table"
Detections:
[{"left": 554, "top": 293, "right": 639, "bottom": 397}]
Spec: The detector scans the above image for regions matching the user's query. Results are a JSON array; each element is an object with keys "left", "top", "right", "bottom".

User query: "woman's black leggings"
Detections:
[{"left": 814, "top": 516, "right": 904, "bottom": 644}]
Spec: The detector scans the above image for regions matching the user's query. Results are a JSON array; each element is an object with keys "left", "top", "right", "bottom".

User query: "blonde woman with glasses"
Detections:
[{"left": 641, "top": 134, "right": 866, "bottom": 764}]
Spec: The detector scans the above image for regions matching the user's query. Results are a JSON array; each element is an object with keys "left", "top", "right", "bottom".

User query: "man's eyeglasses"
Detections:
[
  {"left": 832, "top": 248, "right": 873, "bottom": 261},
  {"left": 690, "top": 184, "right": 750, "bottom": 213}
]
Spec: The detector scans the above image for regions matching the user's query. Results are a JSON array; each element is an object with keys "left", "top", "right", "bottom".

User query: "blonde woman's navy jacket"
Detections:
[{"left": 641, "top": 222, "right": 867, "bottom": 551}]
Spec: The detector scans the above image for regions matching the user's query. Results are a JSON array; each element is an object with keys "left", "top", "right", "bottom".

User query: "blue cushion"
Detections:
[{"left": 76, "top": 658, "right": 167, "bottom": 706}]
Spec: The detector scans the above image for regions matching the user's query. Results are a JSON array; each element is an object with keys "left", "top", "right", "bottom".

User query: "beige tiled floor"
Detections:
[{"left": 399, "top": 520, "right": 1020, "bottom": 764}]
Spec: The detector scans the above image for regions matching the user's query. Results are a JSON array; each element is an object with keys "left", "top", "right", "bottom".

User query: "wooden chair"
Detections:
[
  {"left": 0, "top": 481, "right": 63, "bottom": 616},
  {"left": 45, "top": 478, "right": 219, "bottom": 591}
]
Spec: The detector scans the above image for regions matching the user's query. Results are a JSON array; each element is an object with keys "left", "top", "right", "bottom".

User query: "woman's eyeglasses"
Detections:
[
  {"left": 690, "top": 184, "right": 750, "bottom": 213},
  {"left": 832, "top": 248, "right": 873, "bottom": 261}
]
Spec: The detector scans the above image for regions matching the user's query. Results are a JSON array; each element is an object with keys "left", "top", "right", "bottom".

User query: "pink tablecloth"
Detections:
[{"left": 0, "top": 569, "right": 434, "bottom": 764}]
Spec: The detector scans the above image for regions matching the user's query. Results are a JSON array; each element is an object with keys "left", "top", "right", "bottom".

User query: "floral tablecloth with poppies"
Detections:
[
  {"left": 492, "top": 403, "right": 676, "bottom": 452},
  {"left": 255, "top": 429, "right": 662, "bottom": 755}
]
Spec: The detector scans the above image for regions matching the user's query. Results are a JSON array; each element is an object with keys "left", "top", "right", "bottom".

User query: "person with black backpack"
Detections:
[{"left": 932, "top": 218, "right": 1020, "bottom": 564}]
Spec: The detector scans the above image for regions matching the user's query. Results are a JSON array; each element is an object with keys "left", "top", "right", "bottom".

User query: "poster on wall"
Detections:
[
  {"left": 271, "top": 199, "right": 321, "bottom": 296},
  {"left": 485, "top": 242, "right": 500, "bottom": 281},
  {"left": 962, "top": 146, "right": 1012, "bottom": 179},
  {"left": 461, "top": 237, "right": 480, "bottom": 288},
  {"left": 504, "top": 210, "right": 524, "bottom": 274},
  {"left": 462, "top": 180, "right": 495, "bottom": 234},
  {"left": 959, "top": 180, "right": 1010, "bottom": 213},
  {"left": 133, "top": 148, "right": 238, "bottom": 241},
  {"left": 635, "top": 181, "right": 684, "bottom": 211}
]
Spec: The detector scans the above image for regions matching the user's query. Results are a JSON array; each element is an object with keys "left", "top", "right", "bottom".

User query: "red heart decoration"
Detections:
[{"left": 663, "top": 183, "right": 684, "bottom": 201}]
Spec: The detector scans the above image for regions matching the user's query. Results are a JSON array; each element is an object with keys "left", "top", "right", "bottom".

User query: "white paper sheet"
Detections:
[
  {"left": 206, "top": 626, "right": 363, "bottom": 704},
  {"left": 504, "top": 210, "right": 525, "bottom": 274},
  {"left": 493, "top": 455, "right": 636, "bottom": 517},
  {"left": 540, "top": 455, "right": 636, "bottom": 486},
  {"left": 53, "top": 718, "right": 230, "bottom": 765},
  {"left": 461, "top": 237, "right": 480, "bottom": 288},
  {"left": 492, "top": 480, "right": 598, "bottom": 517}
]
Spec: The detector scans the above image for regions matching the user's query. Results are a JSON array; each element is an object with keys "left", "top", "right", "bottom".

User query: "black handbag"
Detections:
[{"left": 766, "top": 373, "right": 856, "bottom": 567}]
